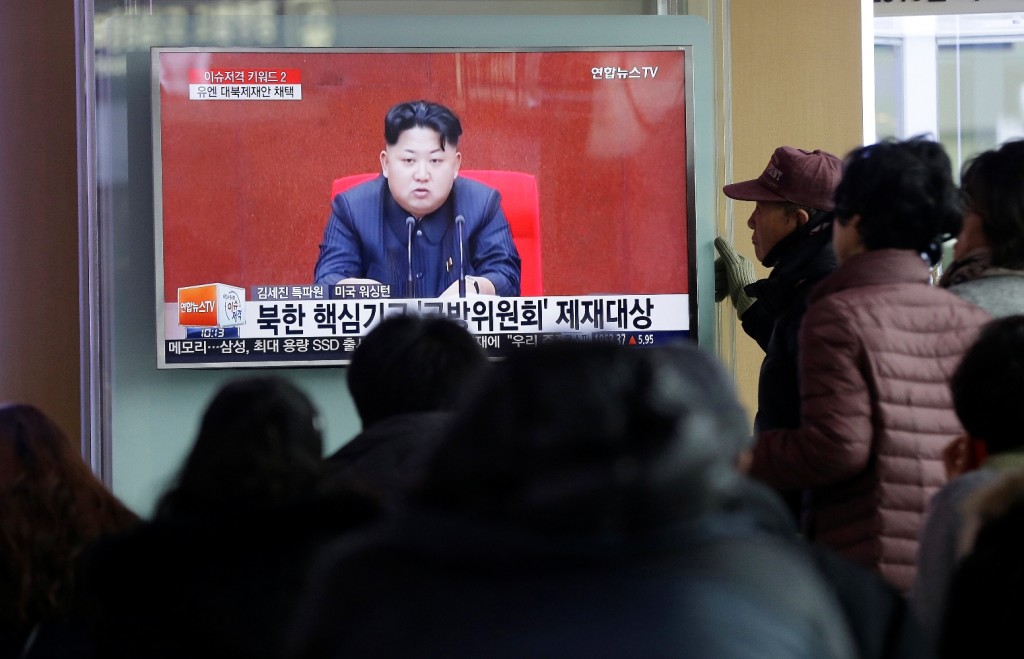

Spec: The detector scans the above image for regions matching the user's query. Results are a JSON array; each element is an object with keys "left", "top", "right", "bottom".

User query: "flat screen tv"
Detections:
[{"left": 153, "top": 18, "right": 713, "bottom": 368}]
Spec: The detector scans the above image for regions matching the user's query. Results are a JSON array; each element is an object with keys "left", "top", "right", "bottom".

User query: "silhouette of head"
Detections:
[
  {"left": 347, "top": 314, "right": 487, "bottom": 428},
  {"left": 414, "top": 340, "right": 752, "bottom": 534}
]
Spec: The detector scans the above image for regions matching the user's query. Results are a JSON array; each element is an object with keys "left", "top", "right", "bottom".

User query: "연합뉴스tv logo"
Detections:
[{"left": 177, "top": 283, "right": 246, "bottom": 328}]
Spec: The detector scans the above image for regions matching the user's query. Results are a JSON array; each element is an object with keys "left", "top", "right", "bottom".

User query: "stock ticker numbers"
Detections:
[{"left": 592, "top": 332, "right": 657, "bottom": 346}]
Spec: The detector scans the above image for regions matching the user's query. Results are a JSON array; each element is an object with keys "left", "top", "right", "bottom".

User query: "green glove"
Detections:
[{"left": 714, "top": 237, "right": 756, "bottom": 317}]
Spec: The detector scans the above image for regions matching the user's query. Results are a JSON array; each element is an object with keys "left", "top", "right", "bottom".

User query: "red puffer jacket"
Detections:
[{"left": 749, "top": 249, "right": 992, "bottom": 592}]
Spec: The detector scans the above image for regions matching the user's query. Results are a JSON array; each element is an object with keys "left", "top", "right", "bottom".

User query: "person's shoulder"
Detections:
[
  {"left": 934, "top": 468, "right": 999, "bottom": 508},
  {"left": 453, "top": 175, "right": 499, "bottom": 201},
  {"left": 949, "top": 273, "right": 1024, "bottom": 317},
  {"left": 803, "top": 278, "right": 860, "bottom": 323},
  {"left": 335, "top": 176, "right": 386, "bottom": 204},
  {"left": 814, "top": 281, "right": 989, "bottom": 334},
  {"left": 924, "top": 282, "right": 996, "bottom": 328},
  {"left": 452, "top": 177, "right": 503, "bottom": 225}
]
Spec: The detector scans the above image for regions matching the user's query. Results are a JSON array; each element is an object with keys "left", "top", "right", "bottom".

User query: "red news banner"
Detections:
[{"left": 187, "top": 68, "right": 303, "bottom": 101}]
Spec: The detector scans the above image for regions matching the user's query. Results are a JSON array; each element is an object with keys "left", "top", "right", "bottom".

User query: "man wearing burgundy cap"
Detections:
[{"left": 716, "top": 146, "right": 842, "bottom": 500}]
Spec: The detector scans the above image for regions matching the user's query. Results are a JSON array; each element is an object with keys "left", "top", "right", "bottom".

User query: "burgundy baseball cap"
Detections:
[{"left": 723, "top": 146, "right": 842, "bottom": 211}]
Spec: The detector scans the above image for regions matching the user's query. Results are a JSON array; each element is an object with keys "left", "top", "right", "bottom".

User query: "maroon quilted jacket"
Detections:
[{"left": 749, "top": 249, "right": 992, "bottom": 592}]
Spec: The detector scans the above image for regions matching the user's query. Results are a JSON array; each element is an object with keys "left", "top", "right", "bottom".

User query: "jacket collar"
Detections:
[
  {"left": 761, "top": 209, "right": 833, "bottom": 269},
  {"left": 809, "top": 249, "right": 932, "bottom": 304}
]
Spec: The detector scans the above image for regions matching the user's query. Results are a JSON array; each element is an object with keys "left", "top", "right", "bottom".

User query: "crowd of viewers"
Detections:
[{"left": 3, "top": 136, "right": 1024, "bottom": 658}]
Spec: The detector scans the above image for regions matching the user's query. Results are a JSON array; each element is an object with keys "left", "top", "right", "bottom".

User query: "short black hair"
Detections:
[
  {"left": 384, "top": 100, "right": 463, "bottom": 151},
  {"left": 833, "top": 137, "right": 962, "bottom": 265},
  {"left": 951, "top": 315, "right": 1024, "bottom": 454},
  {"left": 959, "top": 139, "right": 1024, "bottom": 269},
  {"left": 347, "top": 314, "right": 486, "bottom": 428}
]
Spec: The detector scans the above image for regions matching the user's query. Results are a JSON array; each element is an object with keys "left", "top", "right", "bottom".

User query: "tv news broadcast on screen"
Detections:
[{"left": 153, "top": 45, "right": 704, "bottom": 368}]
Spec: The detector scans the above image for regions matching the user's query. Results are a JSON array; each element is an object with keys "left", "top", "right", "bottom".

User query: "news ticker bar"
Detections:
[
  {"left": 168, "top": 294, "right": 690, "bottom": 339},
  {"left": 162, "top": 293, "right": 690, "bottom": 366},
  {"left": 164, "top": 330, "right": 690, "bottom": 365}
]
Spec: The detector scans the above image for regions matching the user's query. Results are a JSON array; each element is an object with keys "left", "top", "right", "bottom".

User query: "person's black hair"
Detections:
[
  {"left": 384, "top": 100, "right": 463, "bottom": 150},
  {"left": 412, "top": 340, "right": 752, "bottom": 535},
  {"left": 951, "top": 315, "right": 1024, "bottom": 454},
  {"left": 959, "top": 139, "right": 1024, "bottom": 269},
  {"left": 833, "top": 136, "right": 962, "bottom": 265},
  {"left": 347, "top": 314, "right": 487, "bottom": 428},
  {"left": 156, "top": 376, "right": 324, "bottom": 520}
]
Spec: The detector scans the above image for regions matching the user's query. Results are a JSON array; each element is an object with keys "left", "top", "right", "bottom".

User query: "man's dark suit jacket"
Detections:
[{"left": 314, "top": 176, "right": 521, "bottom": 298}]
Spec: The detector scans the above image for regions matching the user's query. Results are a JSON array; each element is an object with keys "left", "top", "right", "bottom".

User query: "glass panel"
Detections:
[
  {"left": 874, "top": 41, "right": 903, "bottom": 140},
  {"left": 938, "top": 38, "right": 1024, "bottom": 170},
  {"left": 875, "top": 12, "right": 1024, "bottom": 174}
]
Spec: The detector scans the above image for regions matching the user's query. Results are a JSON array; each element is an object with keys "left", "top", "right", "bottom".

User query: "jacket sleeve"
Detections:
[
  {"left": 748, "top": 296, "right": 874, "bottom": 490},
  {"left": 313, "top": 193, "right": 364, "bottom": 286},
  {"left": 469, "top": 189, "right": 521, "bottom": 297}
]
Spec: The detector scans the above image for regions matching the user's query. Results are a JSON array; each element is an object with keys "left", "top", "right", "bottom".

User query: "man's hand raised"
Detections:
[{"left": 714, "top": 237, "right": 757, "bottom": 317}]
